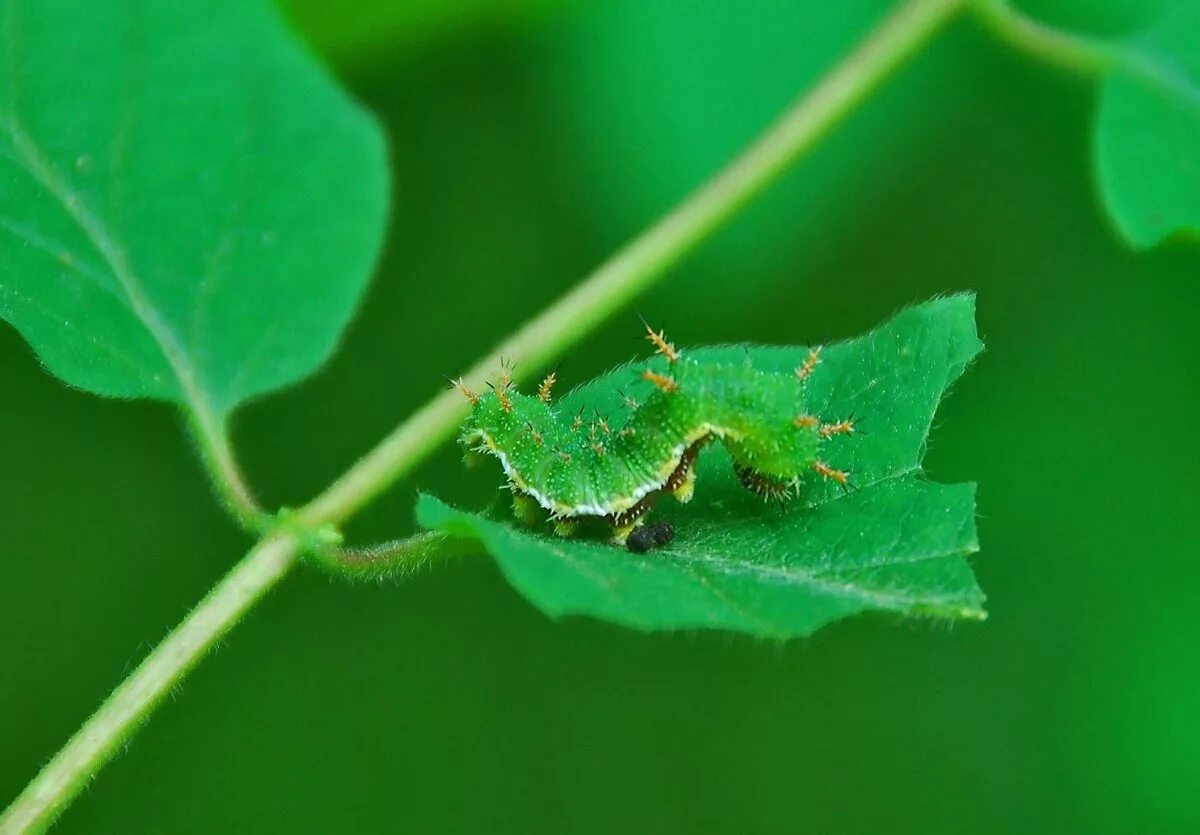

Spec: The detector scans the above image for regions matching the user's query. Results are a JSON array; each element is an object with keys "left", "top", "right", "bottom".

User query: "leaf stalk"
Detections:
[
  {"left": 969, "top": 0, "right": 1119, "bottom": 76},
  {"left": 186, "top": 409, "right": 270, "bottom": 532},
  {"left": 309, "top": 531, "right": 474, "bottom": 581}
]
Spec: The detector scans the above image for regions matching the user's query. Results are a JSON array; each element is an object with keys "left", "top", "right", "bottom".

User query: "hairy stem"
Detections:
[
  {"left": 970, "top": 0, "right": 1118, "bottom": 76},
  {"left": 311, "top": 531, "right": 474, "bottom": 581},
  {"left": 0, "top": 535, "right": 299, "bottom": 835},
  {"left": 1, "top": 0, "right": 964, "bottom": 829}
]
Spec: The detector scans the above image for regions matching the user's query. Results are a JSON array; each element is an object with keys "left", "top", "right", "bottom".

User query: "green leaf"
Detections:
[
  {"left": 1096, "top": 1, "right": 1200, "bottom": 248},
  {"left": 418, "top": 295, "right": 985, "bottom": 639},
  {"left": 0, "top": 0, "right": 387, "bottom": 421}
]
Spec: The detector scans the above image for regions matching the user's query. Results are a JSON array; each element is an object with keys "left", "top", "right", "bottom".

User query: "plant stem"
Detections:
[
  {"left": 1, "top": 0, "right": 965, "bottom": 829},
  {"left": 0, "top": 535, "right": 299, "bottom": 835},
  {"left": 302, "top": 0, "right": 965, "bottom": 527},
  {"left": 969, "top": 0, "right": 1118, "bottom": 76}
]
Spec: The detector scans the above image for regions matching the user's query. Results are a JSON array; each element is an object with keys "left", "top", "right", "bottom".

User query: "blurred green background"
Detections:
[{"left": 3, "top": 0, "right": 1198, "bottom": 831}]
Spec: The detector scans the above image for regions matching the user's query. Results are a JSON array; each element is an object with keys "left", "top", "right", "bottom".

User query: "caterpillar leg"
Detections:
[
  {"left": 609, "top": 515, "right": 647, "bottom": 546},
  {"left": 552, "top": 518, "right": 579, "bottom": 538},
  {"left": 665, "top": 440, "right": 703, "bottom": 504},
  {"left": 606, "top": 496, "right": 655, "bottom": 544},
  {"left": 512, "top": 492, "right": 543, "bottom": 526},
  {"left": 733, "top": 463, "right": 795, "bottom": 501},
  {"left": 671, "top": 466, "right": 697, "bottom": 504}
]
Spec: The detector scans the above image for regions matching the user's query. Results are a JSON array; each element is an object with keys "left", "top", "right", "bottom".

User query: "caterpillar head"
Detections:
[{"left": 457, "top": 375, "right": 558, "bottom": 460}]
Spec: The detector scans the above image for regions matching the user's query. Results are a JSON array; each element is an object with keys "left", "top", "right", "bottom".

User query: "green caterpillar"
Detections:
[{"left": 454, "top": 326, "right": 853, "bottom": 543}]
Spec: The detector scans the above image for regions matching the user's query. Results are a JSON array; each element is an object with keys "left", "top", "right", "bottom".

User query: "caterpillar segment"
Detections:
[{"left": 455, "top": 328, "right": 852, "bottom": 544}]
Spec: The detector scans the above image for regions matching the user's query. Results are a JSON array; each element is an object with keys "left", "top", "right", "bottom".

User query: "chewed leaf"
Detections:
[
  {"left": 0, "top": 0, "right": 387, "bottom": 418},
  {"left": 1096, "top": 2, "right": 1200, "bottom": 248},
  {"left": 419, "top": 295, "right": 985, "bottom": 639}
]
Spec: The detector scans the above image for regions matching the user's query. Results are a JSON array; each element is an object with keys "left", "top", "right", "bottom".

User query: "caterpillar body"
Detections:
[{"left": 454, "top": 325, "right": 853, "bottom": 543}]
